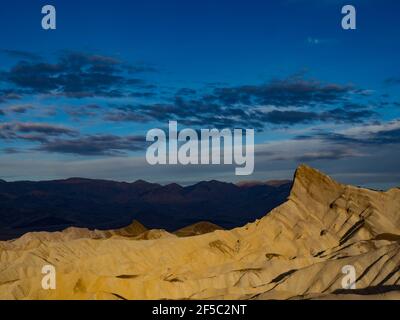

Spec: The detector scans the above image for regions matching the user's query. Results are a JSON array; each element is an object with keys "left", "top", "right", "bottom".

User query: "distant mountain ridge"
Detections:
[{"left": 0, "top": 177, "right": 292, "bottom": 240}]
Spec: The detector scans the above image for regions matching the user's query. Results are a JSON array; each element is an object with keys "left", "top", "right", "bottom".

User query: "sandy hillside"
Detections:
[{"left": 0, "top": 165, "right": 399, "bottom": 300}]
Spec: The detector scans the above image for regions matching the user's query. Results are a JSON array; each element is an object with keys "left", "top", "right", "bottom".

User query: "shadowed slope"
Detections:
[{"left": 174, "top": 222, "right": 224, "bottom": 237}]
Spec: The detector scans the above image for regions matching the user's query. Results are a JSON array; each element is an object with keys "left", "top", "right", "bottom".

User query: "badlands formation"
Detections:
[{"left": 0, "top": 165, "right": 399, "bottom": 300}]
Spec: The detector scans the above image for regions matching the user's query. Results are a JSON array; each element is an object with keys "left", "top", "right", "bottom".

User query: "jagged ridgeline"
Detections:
[{"left": 0, "top": 165, "right": 399, "bottom": 300}]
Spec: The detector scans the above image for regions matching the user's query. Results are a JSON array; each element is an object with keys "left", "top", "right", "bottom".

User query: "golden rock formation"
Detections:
[{"left": 0, "top": 165, "right": 399, "bottom": 300}]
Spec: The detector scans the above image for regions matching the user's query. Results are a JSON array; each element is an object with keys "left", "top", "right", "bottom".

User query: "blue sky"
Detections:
[{"left": 0, "top": 0, "right": 399, "bottom": 188}]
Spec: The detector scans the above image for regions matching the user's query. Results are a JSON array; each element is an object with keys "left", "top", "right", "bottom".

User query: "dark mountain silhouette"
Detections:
[{"left": 0, "top": 178, "right": 291, "bottom": 240}]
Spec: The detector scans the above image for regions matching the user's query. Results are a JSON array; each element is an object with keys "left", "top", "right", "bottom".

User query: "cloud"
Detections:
[
  {"left": 208, "top": 77, "right": 353, "bottom": 107},
  {"left": 104, "top": 99, "right": 264, "bottom": 129},
  {"left": 384, "top": 77, "right": 400, "bottom": 86},
  {"left": 253, "top": 138, "right": 364, "bottom": 163},
  {"left": 0, "top": 89, "right": 22, "bottom": 104},
  {"left": 342, "top": 102, "right": 369, "bottom": 110},
  {"left": 64, "top": 104, "right": 102, "bottom": 119},
  {"left": 295, "top": 148, "right": 359, "bottom": 162},
  {"left": 104, "top": 96, "right": 375, "bottom": 129},
  {"left": 0, "top": 52, "right": 155, "bottom": 98},
  {"left": 176, "top": 88, "right": 197, "bottom": 96},
  {"left": 2, "top": 134, "right": 398, "bottom": 189},
  {"left": 297, "top": 119, "right": 400, "bottom": 146},
  {"left": 37, "top": 134, "right": 147, "bottom": 156},
  {"left": 125, "top": 63, "right": 158, "bottom": 73},
  {"left": 261, "top": 108, "right": 376, "bottom": 125},
  {"left": 0, "top": 122, "right": 78, "bottom": 142},
  {"left": 1, "top": 56, "right": 376, "bottom": 130},
  {"left": 101, "top": 76, "right": 364, "bottom": 129},
  {"left": 0, "top": 121, "right": 147, "bottom": 157},
  {"left": 319, "top": 108, "right": 377, "bottom": 123},
  {"left": 1, "top": 147, "right": 26, "bottom": 154},
  {"left": 4, "top": 104, "right": 33, "bottom": 114},
  {"left": 129, "top": 91, "right": 157, "bottom": 98},
  {"left": 258, "top": 110, "right": 318, "bottom": 125}
]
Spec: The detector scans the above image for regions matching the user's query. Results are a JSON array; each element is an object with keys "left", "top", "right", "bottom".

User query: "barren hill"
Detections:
[{"left": 0, "top": 165, "right": 399, "bottom": 300}]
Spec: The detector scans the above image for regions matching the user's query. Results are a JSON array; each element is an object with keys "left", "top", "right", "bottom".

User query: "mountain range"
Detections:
[{"left": 0, "top": 177, "right": 291, "bottom": 240}]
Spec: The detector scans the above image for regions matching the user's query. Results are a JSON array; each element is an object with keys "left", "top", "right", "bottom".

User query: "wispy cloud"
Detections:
[
  {"left": 37, "top": 134, "right": 147, "bottom": 156},
  {"left": 0, "top": 51, "right": 156, "bottom": 99},
  {"left": 0, "top": 122, "right": 78, "bottom": 142}
]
